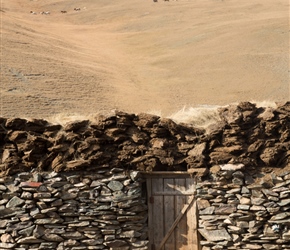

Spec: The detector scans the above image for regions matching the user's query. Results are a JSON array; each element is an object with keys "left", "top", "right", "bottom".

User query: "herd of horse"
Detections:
[
  {"left": 30, "top": 0, "right": 171, "bottom": 14},
  {"left": 30, "top": 8, "right": 82, "bottom": 15}
]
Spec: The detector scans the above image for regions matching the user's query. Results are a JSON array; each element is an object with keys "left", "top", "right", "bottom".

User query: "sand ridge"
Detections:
[{"left": 1, "top": 0, "right": 289, "bottom": 119}]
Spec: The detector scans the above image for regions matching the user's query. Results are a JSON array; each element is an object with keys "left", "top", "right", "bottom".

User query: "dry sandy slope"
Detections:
[{"left": 0, "top": 0, "right": 289, "bottom": 119}]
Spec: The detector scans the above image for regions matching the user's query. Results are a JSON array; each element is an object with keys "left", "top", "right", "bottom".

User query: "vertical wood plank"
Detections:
[
  {"left": 147, "top": 175, "right": 199, "bottom": 250},
  {"left": 174, "top": 178, "right": 187, "bottom": 249},
  {"left": 186, "top": 177, "right": 196, "bottom": 193},
  {"left": 147, "top": 178, "right": 154, "bottom": 250},
  {"left": 152, "top": 178, "right": 164, "bottom": 249},
  {"left": 187, "top": 199, "right": 195, "bottom": 250},
  {"left": 157, "top": 196, "right": 194, "bottom": 250},
  {"left": 186, "top": 178, "right": 196, "bottom": 250},
  {"left": 163, "top": 178, "right": 175, "bottom": 249}
]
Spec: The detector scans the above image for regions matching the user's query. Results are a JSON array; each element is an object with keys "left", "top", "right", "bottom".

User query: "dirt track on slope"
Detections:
[{"left": 1, "top": 0, "right": 289, "bottom": 119}]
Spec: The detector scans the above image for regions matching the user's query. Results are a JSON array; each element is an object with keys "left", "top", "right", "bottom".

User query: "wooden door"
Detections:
[{"left": 146, "top": 174, "right": 199, "bottom": 250}]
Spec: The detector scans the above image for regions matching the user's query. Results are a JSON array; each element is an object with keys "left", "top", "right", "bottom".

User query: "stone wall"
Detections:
[
  {"left": 1, "top": 102, "right": 289, "bottom": 177},
  {"left": 0, "top": 170, "right": 148, "bottom": 250},
  {"left": 1, "top": 101, "right": 290, "bottom": 249},
  {"left": 196, "top": 163, "right": 290, "bottom": 250}
]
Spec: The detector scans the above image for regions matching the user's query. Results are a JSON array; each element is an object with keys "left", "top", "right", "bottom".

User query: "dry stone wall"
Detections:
[
  {"left": 1, "top": 102, "right": 290, "bottom": 177},
  {"left": 0, "top": 101, "right": 290, "bottom": 249},
  {"left": 0, "top": 170, "right": 148, "bottom": 249},
  {"left": 197, "top": 163, "right": 290, "bottom": 250},
  {"left": 0, "top": 111, "right": 206, "bottom": 176}
]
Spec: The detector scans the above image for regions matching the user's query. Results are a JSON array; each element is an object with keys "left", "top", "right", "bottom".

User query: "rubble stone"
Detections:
[
  {"left": 1, "top": 102, "right": 290, "bottom": 249},
  {"left": 0, "top": 171, "right": 148, "bottom": 249}
]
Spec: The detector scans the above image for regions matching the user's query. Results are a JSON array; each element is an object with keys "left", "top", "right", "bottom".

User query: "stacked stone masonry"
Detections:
[
  {"left": 0, "top": 170, "right": 148, "bottom": 249},
  {"left": 1, "top": 101, "right": 290, "bottom": 175},
  {"left": 0, "top": 101, "right": 290, "bottom": 249},
  {"left": 197, "top": 163, "right": 290, "bottom": 250}
]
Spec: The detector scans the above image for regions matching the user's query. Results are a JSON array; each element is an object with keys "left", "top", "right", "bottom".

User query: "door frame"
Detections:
[{"left": 141, "top": 171, "right": 201, "bottom": 250}]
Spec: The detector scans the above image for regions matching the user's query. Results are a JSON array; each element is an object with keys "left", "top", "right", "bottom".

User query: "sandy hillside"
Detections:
[{"left": 0, "top": 0, "right": 289, "bottom": 119}]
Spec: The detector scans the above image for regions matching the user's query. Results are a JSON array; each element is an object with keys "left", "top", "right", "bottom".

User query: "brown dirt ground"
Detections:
[{"left": 0, "top": 0, "right": 289, "bottom": 119}]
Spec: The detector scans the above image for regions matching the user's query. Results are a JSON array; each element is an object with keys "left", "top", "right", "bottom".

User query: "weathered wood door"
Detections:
[{"left": 146, "top": 173, "right": 199, "bottom": 250}]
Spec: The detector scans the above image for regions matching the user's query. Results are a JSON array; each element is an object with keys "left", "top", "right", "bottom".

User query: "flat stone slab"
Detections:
[
  {"left": 198, "top": 228, "right": 232, "bottom": 242},
  {"left": 219, "top": 163, "right": 245, "bottom": 171},
  {"left": 0, "top": 243, "right": 17, "bottom": 249}
]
